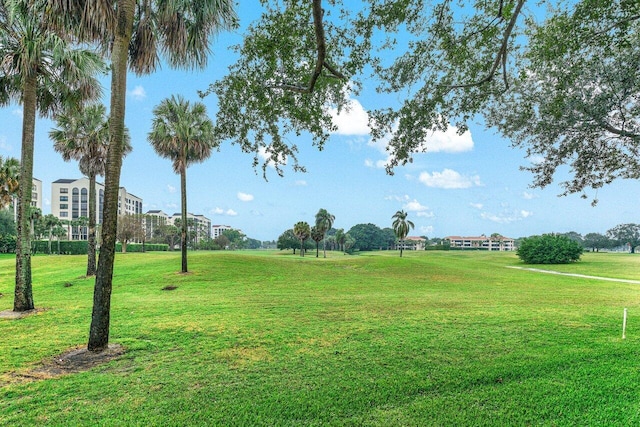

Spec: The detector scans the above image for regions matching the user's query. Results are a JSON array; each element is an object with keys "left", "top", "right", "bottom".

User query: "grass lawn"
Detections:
[{"left": 1, "top": 250, "right": 639, "bottom": 425}]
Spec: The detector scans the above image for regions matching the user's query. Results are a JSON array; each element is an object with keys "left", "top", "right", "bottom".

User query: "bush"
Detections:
[{"left": 517, "top": 234, "right": 583, "bottom": 264}]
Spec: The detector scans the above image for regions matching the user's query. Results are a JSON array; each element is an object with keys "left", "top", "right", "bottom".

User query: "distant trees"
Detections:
[
  {"left": 517, "top": 234, "right": 583, "bottom": 264},
  {"left": 315, "top": 208, "right": 335, "bottom": 258},
  {"left": 607, "top": 224, "right": 640, "bottom": 254},
  {"left": 116, "top": 215, "right": 144, "bottom": 253},
  {"left": 348, "top": 223, "right": 386, "bottom": 251},
  {"left": 583, "top": 233, "right": 613, "bottom": 253},
  {"left": 311, "top": 226, "right": 324, "bottom": 258},
  {"left": 293, "top": 221, "right": 311, "bottom": 257}
]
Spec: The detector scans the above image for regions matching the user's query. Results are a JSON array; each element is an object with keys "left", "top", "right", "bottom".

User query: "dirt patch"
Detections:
[
  {"left": 0, "top": 308, "right": 47, "bottom": 320},
  {"left": 162, "top": 285, "right": 178, "bottom": 291},
  {"left": 3, "top": 344, "right": 125, "bottom": 386}
]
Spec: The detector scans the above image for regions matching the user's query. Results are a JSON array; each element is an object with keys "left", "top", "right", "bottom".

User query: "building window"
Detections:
[
  {"left": 60, "top": 188, "right": 68, "bottom": 193},
  {"left": 72, "top": 188, "right": 79, "bottom": 219},
  {"left": 80, "top": 188, "right": 88, "bottom": 218},
  {"left": 60, "top": 204, "right": 68, "bottom": 209},
  {"left": 60, "top": 212, "right": 68, "bottom": 217},
  {"left": 60, "top": 195, "right": 68, "bottom": 202}
]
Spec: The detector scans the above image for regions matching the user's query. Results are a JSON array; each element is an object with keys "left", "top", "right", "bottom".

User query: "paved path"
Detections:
[{"left": 507, "top": 266, "right": 640, "bottom": 284}]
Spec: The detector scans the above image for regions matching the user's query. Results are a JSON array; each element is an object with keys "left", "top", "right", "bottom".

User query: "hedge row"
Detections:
[{"left": 24, "top": 240, "right": 169, "bottom": 255}]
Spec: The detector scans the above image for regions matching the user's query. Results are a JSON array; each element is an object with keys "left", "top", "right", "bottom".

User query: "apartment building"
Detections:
[
  {"left": 168, "top": 212, "right": 212, "bottom": 244},
  {"left": 212, "top": 225, "right": 232, "bottom": 239},
  {"left": 445, "top": 235, "right": 515, "bottom": 251},
  {"left": 51, "top": 178, "right": 142, "bottom": 240},
  {"left": 144, "top": 210, "right": 169, "bottom": 240},
  {"left": 11, "top": 178, "right": 42, "bottom": 221}
]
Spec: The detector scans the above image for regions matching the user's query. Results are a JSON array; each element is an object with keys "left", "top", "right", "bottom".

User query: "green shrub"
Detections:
[{"left": 517, "top": 234, "right": 583, "bottom": 264}]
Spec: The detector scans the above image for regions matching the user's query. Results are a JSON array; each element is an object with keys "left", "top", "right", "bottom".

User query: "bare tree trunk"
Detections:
[
  {"left": 180, "top": 168, "right": 188, "bottom": 273},
  {"left": 88, "top": 0, "right": 135, "bottom": 352},
  {"left": 14, "top": 77, "right": 37, "bottom": 312},
  {"left": 87, "top": 173, "right": 97, "bottom": 276}
]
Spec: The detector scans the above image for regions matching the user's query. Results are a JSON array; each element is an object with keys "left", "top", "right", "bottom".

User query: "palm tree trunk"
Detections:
[
  {"left": 14, "top": 76, "right": 37, "bottom": 312},
  {"left": 87, "top": 173, "right": 97, "bottom": 276},
  {"left": 88, "top": 0, "right": 135, "bottom": 352},
  {"left": 180, "top": 168, "right": 188, "bottom": 273}
]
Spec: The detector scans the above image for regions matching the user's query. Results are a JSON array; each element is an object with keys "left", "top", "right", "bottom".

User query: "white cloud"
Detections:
[
  {"left": 418, "top": 169, "right": 482, "bottom": 189},
  {"left": 480, "top": 209, "right": 533, "bottom": 224},
  {"left": 470, "top": 202, "right": 484, "bottom": 210},
  {"left": 328, "top": 97, "right": 371, "bottom": 136},
  {"left": 403, "top": 199, "right": 434, "bottom": 218},
  {"left": 295, "top": 180, "right": 307, "bottom": 186},
  {"left": 250, "top": 210, "right": 264, "bottom": 216},
  {"left": 167, "top": 184, "right": 177, "bottom": 194},
  {"left": 211, "top": 207, "right": 238, "bottom": 216},
  {"left": 166, "top": 203, "right": 178, "bottom": 211},
  {"left": 129, "top": 85, "right": 146, "bottom": 101},
  {"left": 522, "top": 191, "right": 537, "bottom": 200},
  {"left": 420, "top": 225, "right": 434, "bottom": 235},
  {"left": 237, "top": 192, "right": 254, "bottom": 202},
  {"left": 12, "top": 109, "right": 22, "bottom": 118}
]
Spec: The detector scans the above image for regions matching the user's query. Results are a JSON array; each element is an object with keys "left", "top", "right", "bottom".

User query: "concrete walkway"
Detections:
[{"left": 507, "top": 266, "right": 640, "bottom": 284}]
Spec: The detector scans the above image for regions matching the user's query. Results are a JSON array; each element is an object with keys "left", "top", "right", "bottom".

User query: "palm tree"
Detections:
[
  {"left": 315, "top": 208, "right": 335, "bottom": 258},
  {"left": 334, "top": 228, "right": 346, "bottom": 253},
  {"left": 311, "top": 226, "right": 324, "bottom": 258},
  {"left": 392, "top": 210, "right": 415, "bottom": 258},
  {"left": 51, "top": 104, "right": 132, "bottom": 276},
  {"left": 46, "top": 0, "right": 235, "bottom": 352},
  {"left": 0, "top": 0, "right": 104, "bottom": 312},
  {"left": 148, "top": 95, "right": 215, "bottom": 274},
  {"left": 0, "top": 156, "right": 19, "bottom": 209},
  {"left": 293, "top": 221, "right": 311, "bottom": 257}
]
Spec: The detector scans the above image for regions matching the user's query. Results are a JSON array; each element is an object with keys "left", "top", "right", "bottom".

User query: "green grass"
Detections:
[{"left": 1, "top": 250, "right": 640, "bottom": 425}]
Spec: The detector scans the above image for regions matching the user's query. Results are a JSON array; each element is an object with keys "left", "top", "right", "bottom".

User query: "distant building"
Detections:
[
  {"left": 169, "top": 212, "right": 211, "bottom": 244},
  {"left": 11, "top": 178, "right": 42, "bottom": 221},
  {"left": 144, "top": 210, "right": 169, "bottom": 240},
  {"left": 445, "top": 235, "right": 515, "bottom": 251},
  {"left": 398, "top": 236, "right": 426, "bottom": 251},
  {"left": 51, "top": 178, "right": 142, "bottom": 240},
  {"left": 212, "top": 225, "right": 232, "bottom": 239}
]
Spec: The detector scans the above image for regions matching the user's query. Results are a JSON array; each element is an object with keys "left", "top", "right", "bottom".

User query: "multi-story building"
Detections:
[
  {"left": 169, "top": 212, "right": 212, "bottom": 244},
  {"left": 118, "top": 187, "right": 143, "bottom": 216},
  {"left": 51, "top": 178, "right": 142, "bottom": 240},
  {"left": 144, "top": 210, "right": 169, "bottom": 240},
  {"left": 397, "top": 236, "right": 426, "bottom": 251},
  {"left": 445, "top": 235, "right": 515, "bottom": 251},
  {"left": 212, "top": 225, "right": 232, "bottom": 239},
  {"left": 11, "top": 178, "right": 42, "bottom": 221}
]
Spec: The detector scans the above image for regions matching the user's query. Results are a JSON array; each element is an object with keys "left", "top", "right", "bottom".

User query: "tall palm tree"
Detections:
[
  {"left": 50, "top": 0, "right": 237, "bottom": 353},
  {"left": 392, "top": 210, "right": 415, "bottom": 258},
  {"left": 148, "top": 95, "right": 215, "bottom": 274},
  {"left": 0, "top": 156, "right": 19, "bottom": 209},
  {"left": 293, "top": 221, "right": 311, "bottom": 257},
  {"left": 315, "top": 208, "right": 335, "bottom": 258},
  {"left": 311, "top": 226, "right": 324, "bottom": 258},
  {"left": 334, "top": 228, "right": 346, "bottom": 253},
  {"left": 50, "top": 104, "right": 132, "bottom": 276},
  {"left": 0, "top": 0, "right": 104, "bottom": 312}
]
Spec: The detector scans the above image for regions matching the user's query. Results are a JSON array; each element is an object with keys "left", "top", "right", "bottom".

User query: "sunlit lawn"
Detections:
[{"left": 1, "top": 250, "right": 639, "bottom": 425}]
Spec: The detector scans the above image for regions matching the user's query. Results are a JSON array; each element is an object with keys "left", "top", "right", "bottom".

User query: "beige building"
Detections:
[{"left": 445, "top": 235, "right": 515, "bottom": 251}]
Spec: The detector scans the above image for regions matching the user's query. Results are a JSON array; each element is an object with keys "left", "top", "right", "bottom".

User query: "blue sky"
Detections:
[{"left": 1, "top": 2, "right": 638, "bottom": 242}]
